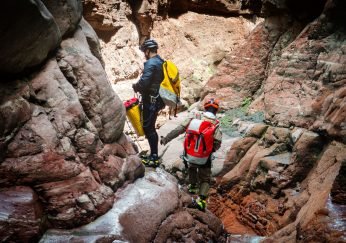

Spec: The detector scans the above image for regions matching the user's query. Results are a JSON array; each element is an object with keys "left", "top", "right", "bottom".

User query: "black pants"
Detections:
[{"left": 142, "top": 98, "right": 164, "bottom": 156}]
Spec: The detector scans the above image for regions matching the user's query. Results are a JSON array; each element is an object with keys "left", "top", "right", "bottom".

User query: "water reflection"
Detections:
[
  {"left": 327, "top": 195, "right": 346, "bottom": 240},
  {"left": 227, "top": 234, "right": 265, "bottom": 243}
]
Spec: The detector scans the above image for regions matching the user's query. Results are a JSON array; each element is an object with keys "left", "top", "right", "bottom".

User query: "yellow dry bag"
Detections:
[
  {"left": 124, "top": 98, "right": 144, "bottom": 137},
  {"left": 159, "top": 60, "right": 181, "bottom": 108}
]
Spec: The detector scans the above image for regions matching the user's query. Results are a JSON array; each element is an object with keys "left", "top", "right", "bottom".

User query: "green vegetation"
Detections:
[{"left": 219, "top": 97, "right": 265, "bottom": 137}]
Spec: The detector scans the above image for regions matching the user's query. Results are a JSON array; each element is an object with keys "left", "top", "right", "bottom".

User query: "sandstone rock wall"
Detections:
[
  {"left": 203, "top": 0, "right": 345, "bottom": 142},
  {"left": 210, "top": 122, "right": 345, "bottom": 241},
  {"left": 204, "top": 0, "right": 346, "bottom": 240},
  {"left": 82, "top": 0, "right": 261, "bottom": 102},
  {"left": 0, "top": 1, "right": 143, "bottom": 241}
]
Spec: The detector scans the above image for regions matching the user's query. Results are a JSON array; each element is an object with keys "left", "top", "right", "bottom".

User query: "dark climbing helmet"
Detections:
[
  {"left": 140, "top": 39, "right": 159, "bottom": 51},
  {"left": 204, "top": 98, "right": 219, "bottom": 111}
]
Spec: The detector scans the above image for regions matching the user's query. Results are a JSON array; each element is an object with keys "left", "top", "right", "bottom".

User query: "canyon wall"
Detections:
[
  {"left": 1, "top": 0, "right": 344, "bottom": 241},
  {"left": 202, "top": 0, "right": 346, "bottom": 241},
  {"left": 83, "top": 0, "right": 261, "bottom": 103},
  {"left": 0, "top": 1, "right": 143, "bottom": 241}
]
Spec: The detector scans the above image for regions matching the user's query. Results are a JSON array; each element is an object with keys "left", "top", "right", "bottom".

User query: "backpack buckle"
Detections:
[{"left": 150, "top": 94, "right": 159, "bottom": 103}]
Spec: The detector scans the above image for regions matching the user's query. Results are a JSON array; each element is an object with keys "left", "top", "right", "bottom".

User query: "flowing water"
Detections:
[
  {"left": 226, "top": 234, "right": 265, "bottom": 243},
  {"left": 326, "top": 195, "right": 346, "bottom": 240}
]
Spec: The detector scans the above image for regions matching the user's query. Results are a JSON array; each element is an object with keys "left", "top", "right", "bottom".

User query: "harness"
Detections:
[{"left": 149, "top": 93, "right": 160, "bottom": 104}]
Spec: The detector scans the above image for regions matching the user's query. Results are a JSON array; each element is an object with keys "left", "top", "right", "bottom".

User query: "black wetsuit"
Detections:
[{"left": 133, "top": 55, "right": 165, "bottom": 156}]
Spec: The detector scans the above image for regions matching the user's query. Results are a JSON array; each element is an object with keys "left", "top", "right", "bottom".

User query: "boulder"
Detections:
[
  {"left": 40, "top": 170, "right": 225, "bottom": 242},
  {"left": 218, "top": 137, "right": 257, "bottom": 177},
  {"left": 0, "top": 0, "right": 60, "bottom": 74},
  {"left": 41, "top": 0, "right": 83, "bottom": 37},
  {"left": 57, "top": 28, "right": 126, "bottom": 142}
]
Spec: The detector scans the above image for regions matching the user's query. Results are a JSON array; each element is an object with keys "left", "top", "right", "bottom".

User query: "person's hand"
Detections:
[
  {"left": 160, "top": 136, "right": 167, "bottom": 145},
  {"left": 132, "top": 83, "right": 138, "bottom": 93}
]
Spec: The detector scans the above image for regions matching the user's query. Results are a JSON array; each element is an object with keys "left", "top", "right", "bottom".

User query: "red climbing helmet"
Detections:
[{"left": 204, "top": 98, "right": 219, "bottom": 111}]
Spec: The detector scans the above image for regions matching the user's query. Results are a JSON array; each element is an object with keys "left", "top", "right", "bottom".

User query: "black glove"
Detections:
[
  {"left": 160, "top": 136, "right": 167, "bottom": 145},
  {"left": 132, "top": 83, "right": 138, "bottom": 93}
]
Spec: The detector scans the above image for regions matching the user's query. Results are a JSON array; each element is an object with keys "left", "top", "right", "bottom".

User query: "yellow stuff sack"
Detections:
[
  {"left": 159, "top": 60, "right": 181, "bottom": 108},
  {"left": 124, "top": 98, "right": 145, "bottom": 137}
]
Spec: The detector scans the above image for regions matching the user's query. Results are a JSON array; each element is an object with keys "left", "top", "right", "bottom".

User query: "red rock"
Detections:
[
  {"left": 218, "top": 137, "right": 257, "bottom": 177},
  {"left": 203, "top": 16, "right": 292, "bottom": 110},
  {"left": 35, "top": 168, "right": 114, "bottom": 228},
  {"left": 0, "top": 186, "right": 44, "bottom": 242}
]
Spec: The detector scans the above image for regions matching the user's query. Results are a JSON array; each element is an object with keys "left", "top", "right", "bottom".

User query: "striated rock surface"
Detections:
[
  {"left": 202, "top": 15, "right": 304, "bottom": 110},
  {"left": 40, "top": 170, "right": 225, "bottom": 242},
  {"left": 203, "top": 0, "right": 345, "bottom": 141},
  {"left": 0, "top": 1, "right": 143, "bottom": 241},
  {"left": 83, "top": 0, "right": 143, "bottom": 83},
  {"left": 210, "top": 122, "right": 346, "bottom": 241},
  {"left": 263, "top": 0, "right": 346, "bottom": 141},
  {"left": 0, "top": 186, "right": 44, "bottom": 242}
]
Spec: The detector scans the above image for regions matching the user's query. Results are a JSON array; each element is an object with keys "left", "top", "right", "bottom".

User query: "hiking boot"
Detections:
[
  {"left": 148, "top": 154, "right": 160, "bottom": 168},
  {"left": 140, "top": 154, "right": 149, "bottom": 159},
  {"left": 187, "top": 184, "right": 198, "bottom": 194},
  {"left": 192, "top": 197, "right": 206, "bottom": 211},
  {"left": 141, "top": 154, "right": 151, "bottom": 166},
  {"left": 142, "top": 154, "right": 160, "bottom": 168}
]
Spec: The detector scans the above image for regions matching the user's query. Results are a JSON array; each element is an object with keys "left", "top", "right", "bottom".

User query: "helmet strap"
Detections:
[{"left": 205, "top": 106, "right": 217, "bottom": 115}]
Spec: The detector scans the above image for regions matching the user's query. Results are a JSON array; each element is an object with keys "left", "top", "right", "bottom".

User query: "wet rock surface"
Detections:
[
  {"left": 0, "top": 186, "right": 44, "bottom": 242},
  {"left": 40, "top": 170, "right": 225, "bottom": 243},
  {"left": 1, "top": 0, "right": 345, "bottom": 242}
]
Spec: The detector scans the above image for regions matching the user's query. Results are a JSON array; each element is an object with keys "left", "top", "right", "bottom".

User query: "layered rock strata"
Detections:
[
  {"left": 202, "top": 0, "right": 345, "bottom": 142},
  {"left": 40, "top": 170, "right": 225, "bottom": 242},
  {"left": 0, "top": 1, "right": 142, "bottom": 241},
  {"left": 210, "top": 123, "right": 345, "bottom": 241}
]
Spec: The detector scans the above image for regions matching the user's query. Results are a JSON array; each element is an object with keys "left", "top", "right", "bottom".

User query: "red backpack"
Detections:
[{"left": 183, "top": 118, "right": 219, "bottom": 165}]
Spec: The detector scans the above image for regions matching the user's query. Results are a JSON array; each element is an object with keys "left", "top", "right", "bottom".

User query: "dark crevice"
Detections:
[
  {"left": 331, "top": 163, "right": 346, "bottom": 204},
  {"left": 286, "top": 0, "right": 326, "bottom": 23}
]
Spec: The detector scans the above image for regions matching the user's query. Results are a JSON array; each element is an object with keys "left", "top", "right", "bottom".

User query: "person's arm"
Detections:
[
  {"left": 213, "top": 127, "right": 222, "bottom": 151},
  {"left": 161, "top": 118, "right": 191, "bottom": 145},
  {"left": 133, "top": 61, "right": 155, "bottom": 93}
]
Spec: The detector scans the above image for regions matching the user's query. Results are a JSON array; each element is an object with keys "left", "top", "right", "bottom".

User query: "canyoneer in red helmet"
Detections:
[{"left": 161, "top": 98, "right": 222, "bottom": 211}]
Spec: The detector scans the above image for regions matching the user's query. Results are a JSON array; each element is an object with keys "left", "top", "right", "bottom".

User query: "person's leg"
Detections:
[
  {"left": 142, "top": 102, "right": 159, "bottom": 166},
  {"left": 198, "top": 162, "right": 212, "bottom": 199},
  {"left": 188, "top": 164, "right": 198, "bottom": 193},
  {"left": 191, "top": 164, "right": 211, "bottom": 211},
  {"left": 142, "top": 103, "right": 159, "bottom": 156}
]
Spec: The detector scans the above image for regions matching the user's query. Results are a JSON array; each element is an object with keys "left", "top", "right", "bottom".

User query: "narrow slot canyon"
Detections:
[{"left": 0, "top": 0, "right": 345, "bottom": 242}]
